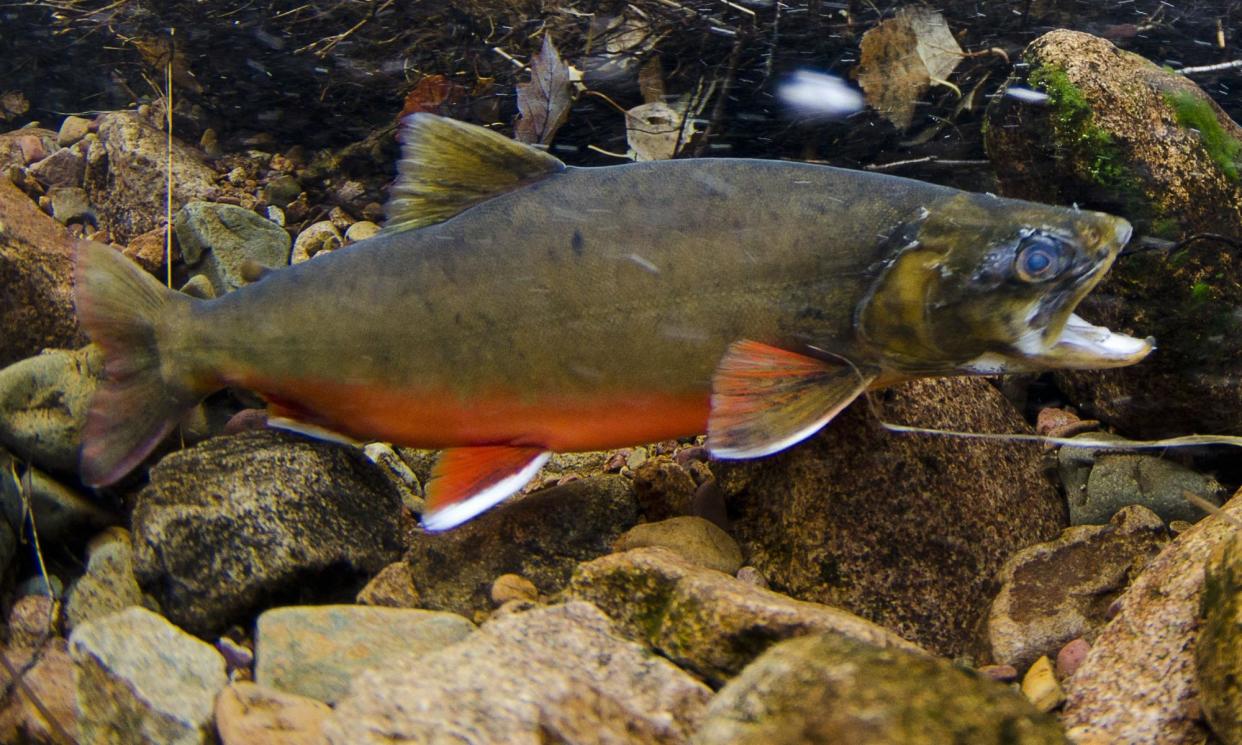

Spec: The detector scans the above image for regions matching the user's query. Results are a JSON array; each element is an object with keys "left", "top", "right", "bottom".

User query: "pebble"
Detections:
[
  {"left": 344, "top": 220, "right": 380, "bottom": 242},
  {"left": 263, "top": 174, "right": 302, "bottom": 207},
  {"left": 1056, "top": 638, "right": 1091, "bottom": 680},
  {"left": 56, "top": 115, "right": 91, "bottom": 147},
  {"left": 7, "top": 593, "right": 60, "bottom": 648},
  {"left": 355, "top": 562, "right": 421, "bottom": 608},
  {"left": 64, "top": 526, "right": 152, "bottom": 633},
  {"left": 215, "top": 681, "right": 331, "bottom": 745},
  {"left": 1, "top": 447, "right": 114, "bottom": 545},
  {"left": 48, "top": 185, "right": 93, "bottom": 225},
  {"left": 1021, "top": 656, "right": 1065, "bottom": 713},
  {"left": 30, "top": 146, "right": 86, "bottom": 188},
  {"left": 173, "top": 200, "right": 291, "bottom": 293},
  {"left": 255, "top": 605, "right": 474, "bottom": 704},
  {"left": 2, "top": 640, "right": 79, "bottom": 744},
  {"left": 327, "top": 206, "right": 353, "bottom": 230},
  {"left": 123, "top": 226, "right": 173, "bottom": 276},
  {"left": 735, "top": 565, "right": 769, "bottom": 588},
  {"left": 632, "top": 456, "right": 699, "bottom": 520},
  {"left": 490, "top": 573, "right": 539, "bottom": 605},
  {"left": 613, "top": 516, "right": 744, "bottom": 574},
  {"left": 69, "top": 606, "right": 227, "bottom": 745},
  {"left": 290, "top": 220, "right": 342, "bottom": 263},
  {"left": 978, "top": 664, "right": 1019, "bottom": 683}
]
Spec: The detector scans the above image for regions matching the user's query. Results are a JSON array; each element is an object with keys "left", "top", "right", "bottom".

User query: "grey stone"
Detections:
[
  {"left": 173, "top": 201, "right": 290, "bottom": 294},
  {"left": 717, "top": 377, "right": 1066, "bottom": 659},
  {"left": 84, "top": 111, "right": 218, "bottom": 243},
  {"left": 56, "top": 116, "right": 91, "bottom": 147},
  {"left": 324, "top": 602, "right": 711, "bottom": 744},
  {"left": 988, "top": 505, "right": 1168, "bottom": 672},
  {"left": 614, "top": 516, "right": 743, "bottom": 574},
  {"left": 132, "top": 430, "right": 406, "bottom": 635},
  {"left": 290, "top": 221, "right": 341, "bottom": 264},
  {"left": 0, "top": 345, "right": 102, "bottom": 473},
  {"left": 1079, "top": 453, "right": 1226, "bottom": 525},
  {"left": 65, "top": 527, "right": 152, "bottom": 633},
  {"left": 69, "top": 606, "right": 227, "bottom": 745},
  {"left": 262, "top": 174, "right": 302, "bottom": 206},
  {"left": 30, "top": 146, "right": 86, "bottom": 189},
  {"left": 2, "top": 444, "right": 112, "bottom": 545},
  {"left": 1061, "top": 487, "right": 1242, "bottom": 744},
  {"left": 692, "top": 633, "right": 1066, "bottom": 745},
  {"left": 406, "top": 475, "right": 639, "bottom": 619},
  {"left": 255, "top": 605, "right": 474, "bottom": 703},
  {"left": 566, "top": 547, "right": 922, "bottom": 685}
]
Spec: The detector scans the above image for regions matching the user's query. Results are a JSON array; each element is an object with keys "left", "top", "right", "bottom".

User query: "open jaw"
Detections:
[{"left": 1043, "top": 312, "right": 1153, "bottom": 368}]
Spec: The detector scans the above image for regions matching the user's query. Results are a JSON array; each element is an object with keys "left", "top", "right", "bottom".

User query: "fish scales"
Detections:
[{"left": 74, "top": 113, "right": 1152, "bottom": 528}]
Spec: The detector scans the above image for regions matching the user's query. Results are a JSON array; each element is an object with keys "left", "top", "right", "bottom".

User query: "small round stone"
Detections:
[{"left": 490, "top": 574, "right": 539, "bottom": 606}]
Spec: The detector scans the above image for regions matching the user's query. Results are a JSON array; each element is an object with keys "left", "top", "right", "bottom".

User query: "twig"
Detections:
[
  {"left": 864, "top": 157, "right": 989, "bottom": 171},
  {"left": 295, "top": 0, "right": 394, "bottom": 58},
  {"left": 1178, "top": 60, "right": 1242, "bottom": 75}
]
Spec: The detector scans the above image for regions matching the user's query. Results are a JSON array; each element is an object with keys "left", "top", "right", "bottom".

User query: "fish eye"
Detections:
[{"left": 1014, "top": 232, "right": 1064, "bottom": 282}]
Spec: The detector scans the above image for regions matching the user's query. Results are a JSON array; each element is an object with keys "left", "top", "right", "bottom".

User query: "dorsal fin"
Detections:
[{"left": 382, "top": 113, "right": 566, "bottom": 234}]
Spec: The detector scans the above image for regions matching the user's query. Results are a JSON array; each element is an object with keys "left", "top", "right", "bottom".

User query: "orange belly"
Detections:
[{"left": 246, "top": 374, "right": 711, "bottom": 451}]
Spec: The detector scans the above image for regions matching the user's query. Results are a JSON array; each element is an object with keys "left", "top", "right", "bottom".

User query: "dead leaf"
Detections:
[
  {"left": 855, "top": 8, "right": 963, "bottom": 130},
  {"left": 399, "top": 75, "right": 464, "bottom": 118},
  {"left": 626, "top": 101, "right": 690, "bottom": 161},
  {"left": 515, "top": 36, "right": 574, "bottom": 146}
]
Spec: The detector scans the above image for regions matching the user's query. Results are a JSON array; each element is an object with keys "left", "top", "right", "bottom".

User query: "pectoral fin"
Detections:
[
  {"left": 422, "top": 446, "right": 550, "bottom": 531},
  {"left": 707, "top": 340, "right": 875, "bottom": 459}
]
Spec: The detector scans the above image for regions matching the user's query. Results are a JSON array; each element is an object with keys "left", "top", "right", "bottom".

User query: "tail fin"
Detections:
[{"left": 74, "top": 241, "right": 200, "bottom": 486}]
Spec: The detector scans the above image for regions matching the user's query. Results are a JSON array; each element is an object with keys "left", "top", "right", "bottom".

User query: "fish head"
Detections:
[{"left": 858, "top": 194, "right": 1153, "bottom": 374}]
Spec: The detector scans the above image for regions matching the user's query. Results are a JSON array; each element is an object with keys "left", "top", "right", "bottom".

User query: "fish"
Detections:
[{"left": 74, "top": 113, "right": 1153, "bottom": 530}]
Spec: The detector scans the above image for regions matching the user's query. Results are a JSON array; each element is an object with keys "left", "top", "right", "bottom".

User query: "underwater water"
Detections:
[{"left": 1, "top": 1, "right": 1241, "bottom": 743}]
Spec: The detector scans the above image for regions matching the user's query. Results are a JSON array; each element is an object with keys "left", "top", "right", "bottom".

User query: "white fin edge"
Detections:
[
  {"left": 708, "top": 395, "right": 861, "bottom": 460},
  {"left": 267, "top": 416, "right": 364, "bottom": 447},
  {"left": 421, "top": 451, "right": 551, "bottom": 532}
]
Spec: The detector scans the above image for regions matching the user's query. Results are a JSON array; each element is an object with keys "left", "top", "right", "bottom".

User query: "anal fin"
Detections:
[
  {"left": 707, "top": 340, "right": 876, "bottom": 459},
  {"left": 422, "top": 446, "right": 550, "bottom": 531}
]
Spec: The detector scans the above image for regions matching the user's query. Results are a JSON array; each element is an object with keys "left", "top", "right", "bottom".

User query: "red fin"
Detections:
[
  {"left": 707, "top": 340, "right": 876, "bottom": 459},
  {"left": 422, "top": 446, "right": 550, "bottom": 531}
]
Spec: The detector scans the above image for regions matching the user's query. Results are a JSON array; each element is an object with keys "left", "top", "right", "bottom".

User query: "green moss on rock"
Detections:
[
  {"left": 1165, "top": 90, "right": 1242, "bottom": 182},
  {"left": 1028, "top": 65, "right": 1135, "bottom": 191}
]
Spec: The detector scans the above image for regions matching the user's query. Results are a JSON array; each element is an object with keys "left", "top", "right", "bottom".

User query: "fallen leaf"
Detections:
[
  {"left": 855, "top": 8, "right": 963, "bottom": 129},
  {"left": 515, "top": 36, "right": 574, "bottom": 145},
  {"left": 399, "top": 75, "right": 464, "bottom": 118},
  {"left": 626, "top": 101, "right": 691, "bottom": 161}
]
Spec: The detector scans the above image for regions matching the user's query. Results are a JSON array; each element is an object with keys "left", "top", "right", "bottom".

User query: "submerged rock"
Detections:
[
  {"left": 69, "top": 606, "right": 227, "bottom": 745},
  {"left": 324, "top": 602, "right": 711, "bottom": 744},
  {"left": 1061, "top": 487, "right": 1242, "bottom": 744},
  {"left": 613, "top": 516, "right": 743, "bottom": 574},
  {"left": 988, "top": 505, "right": 1168, "bottom": 671},
  {"left": 405, "top": 475, "right": 638, "bottom": 619},
  {"left": 83, "top": 111, "right": 218, "bottom": 243},
  {"left": 131, "top": 430, "right": 405, "bottom": 635},
  {"left": 0, "top": 446, "right": 112, "bottom": 547},
  {"left": 0, "top": 178, "right": 85, "bottom": 368},
  {"left": 1080, "top": 453, "right": 1225, "bottom": 525},
  {"left": 691, "top": 633, "right": 1066, "bottom": 745},
  {"left": 174, "top": 201, "right": 291, "bottom": 295},
  {"left": 566, "top": 547, "right": 921, "bottom": 685},
  {"left": 0, "top": 640, "right": 79, "bottom": 745},
  {"left": 65, "top": 527, "right": 154, "bottom": 633},
  {"left": 215, "top": 681, "right": 331, "bottom": 745},
  {"left": 0, "top": 345, "right": 101, "bottom": 474},
  {"left": 1195, "top": 534, "right": 1242, "bottom": 745},
  {"left": 716, "top": 377, "right": 1065, "bottom": 659},
  {"left": 254, "top": 605, "right": 474, "bottom": 704},
  {"left": 985, "top": 30, "right": 1242, "bottom": 439}
]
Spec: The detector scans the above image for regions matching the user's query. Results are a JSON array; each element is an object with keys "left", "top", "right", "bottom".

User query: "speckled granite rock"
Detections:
[
  {"left": 69, "top": 606, "right": 227, "bottom": 745},
  {"left": 65, "top": 527, "right": 154, "bottom": 633},
  {"left": 988, "top": 505, "right": 1168, "bottom": 671},
  {"left": 324, "top": 602, "right": 711, "bottom": 744},
  {"left": 716, "top": 377, "right": 1065, "bottom": 659},
  {"left": 0, "top": 345, "right": 101, "bottom": 473},
  {"left": 83, "top": 111, "right": 218, "bottom": 243},
  {"left": 131, "top": 430, "right": 406, "bottom": 636},
  {"left": 215, "top": 681, "right": 331, "bottom": 745},
  {"left": 1195, "top": 533, "right": 1242, "bottom": 745},
  {"left": 692, "top": 632, "right": 1066, "bottom": 744},
  {"left": 1061, "top": 487, "right": 1242, "bottom": 744},
  {"left": 255, "top": 605, "right": 474, "bottom": 704},
  {"left": 614, "top": 516, "right": 743, "bottom": 574},
  {"left": 405, "top": 475, "right": 638, "bottom": 619},
  {"left": 566, "top": 547, "right": 922, "bottom": 685}
]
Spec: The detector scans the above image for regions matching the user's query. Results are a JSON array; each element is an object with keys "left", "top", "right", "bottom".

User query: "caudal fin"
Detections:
[{"left": 75, "top": 241, "right": 199, "bottom": 486}]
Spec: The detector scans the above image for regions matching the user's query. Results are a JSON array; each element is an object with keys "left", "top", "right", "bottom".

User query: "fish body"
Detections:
[{"left": 76, "top": 115, "right": 1152, "bottom": 529}]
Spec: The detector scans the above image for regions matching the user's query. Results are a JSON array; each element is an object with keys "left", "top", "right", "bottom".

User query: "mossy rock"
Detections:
[
  {"left": 1196, "top": 534, "right": 1242, "bottom": 744},
  {"left": 985, "top": 30, "right": 1242, "bottom": 438}
]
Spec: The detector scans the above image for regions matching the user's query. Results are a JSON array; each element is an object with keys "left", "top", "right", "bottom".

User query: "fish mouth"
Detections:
[
  {"left": 1043, "top": 312, "right": 1154, "bottom": 368},
  {"left": 1035, "top": 218, "right": 1153, "bottom": 369}
]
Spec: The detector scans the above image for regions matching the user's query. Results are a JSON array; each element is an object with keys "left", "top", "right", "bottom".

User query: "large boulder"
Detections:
[{"left": 716, "top": 377, "right": 1066, "bottom": 658}]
